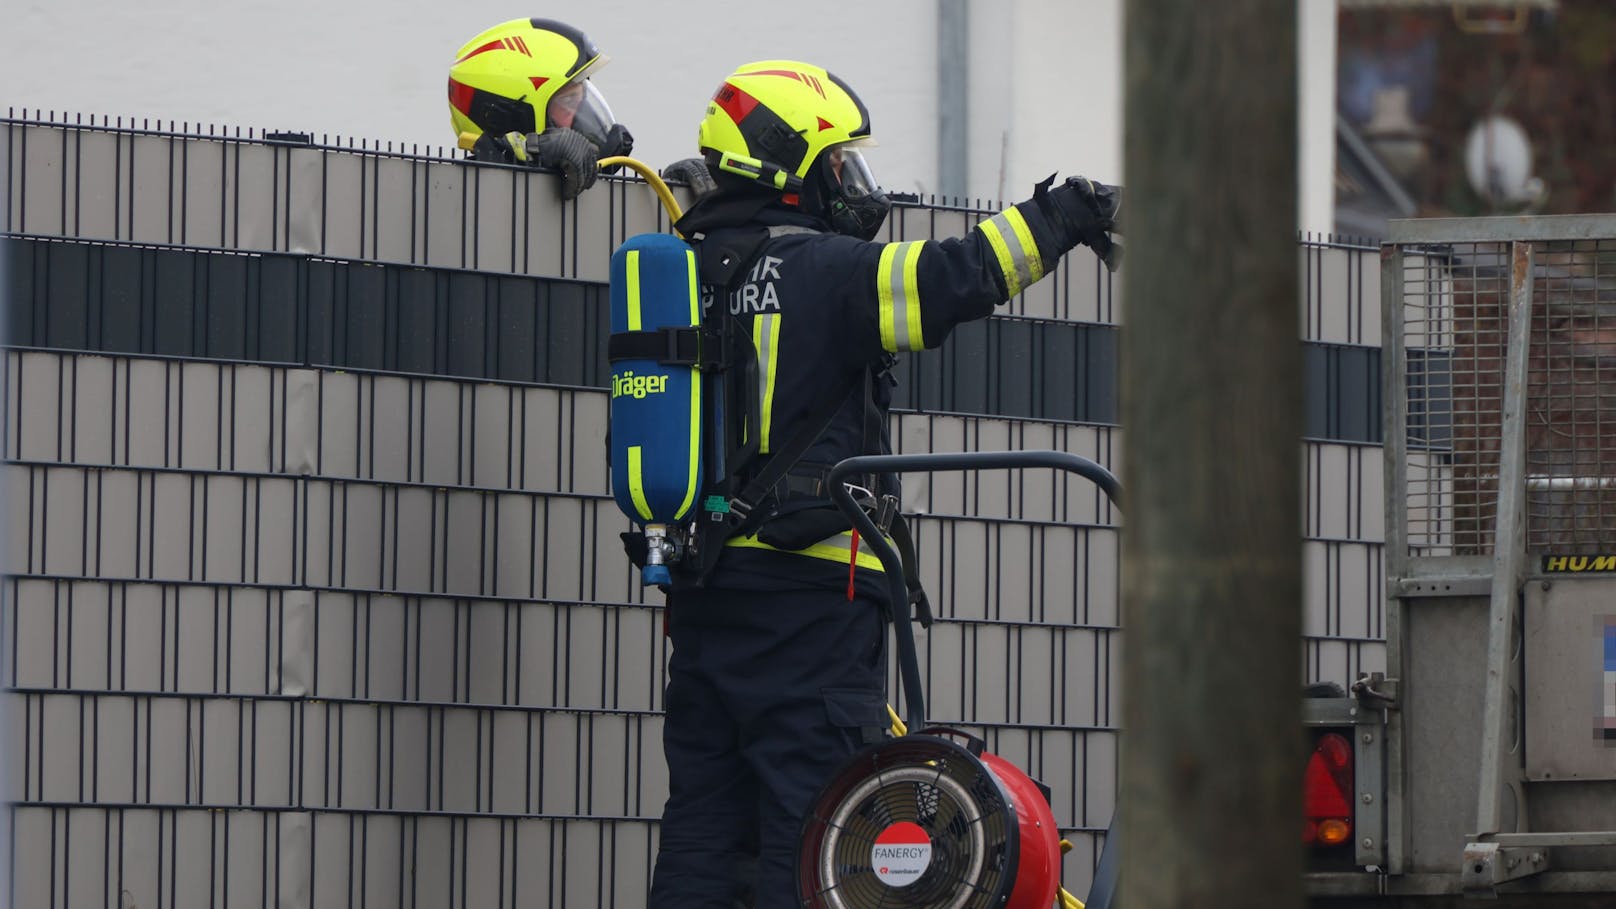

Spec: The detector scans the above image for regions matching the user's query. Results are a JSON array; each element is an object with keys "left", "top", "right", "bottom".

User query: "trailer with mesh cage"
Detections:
[{"left": 1307, "top": 213, "right": 1616, "bottom": 907}]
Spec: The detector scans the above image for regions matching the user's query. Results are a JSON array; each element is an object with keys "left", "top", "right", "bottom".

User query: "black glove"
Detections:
[
  {"left": 1037, "top": 174, "right": 1124, "bottom": 272},
  {"left": 504, "top": 128, "right": 600, "bottom": 200},
  {"left": 660, "top": 156, "right": 718, "bottom": 198},
  {"left": 597, "top": 124, "right": 634, "bottom": 174}
]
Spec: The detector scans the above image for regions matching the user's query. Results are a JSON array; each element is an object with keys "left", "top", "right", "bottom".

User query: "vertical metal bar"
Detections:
[
  {"left": 271, "top": 811, "right": 281, "bottom": 909},
  {"left": 19, "top": 692, "right": 38, "bottom": 807},
  {"left": 1475, "top": 240, "right": 1534, "bottom": 836},
  {"left": 327, "top": 692, "right": 337, "bottom": 811},
  {"left": 413, "top": 158, "right": 425, "bottom": 266},
  {"left": 1378, "top": 241, "right": 1411, "bottom": 873},
  {"left": 53, "top": 810, "right": 64, "bottom": 909},
  {"left": 320, "top": 146, "right": 329, "bottom": 256},
  {"left": 359, "top": 814, "right": 369, "bottom": 909}
]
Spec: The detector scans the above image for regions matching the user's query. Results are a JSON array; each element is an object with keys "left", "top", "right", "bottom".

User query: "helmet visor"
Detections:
[
  {"left": 828, "top": 146, "right": 880, "bottom": 199},
  {"left": 546, "top": 79, "right": 617, "bottom": 149}
]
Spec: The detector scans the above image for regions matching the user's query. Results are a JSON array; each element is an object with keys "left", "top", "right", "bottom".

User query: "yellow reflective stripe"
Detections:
[
  {"left": 625, "top": 249, "right": 643, "bottom": 330},
  {"left": 876, "top": 241, "right": 926, "bottom": 352},
  {"left": 901, "top": 241, "right": 924, "bottom": 349},
  {"left": 977, "top": 208, "right": 1045, "bottom": 298},
  {"left": 1003, "top": 207, "right": 1045, "bottom": 284},
  {"left": 725, "top": 529, "right": 888, "bottom": 572},
  {"left": 675, "top": 248, "right": 701, "bottom": 521},
  {"left": 976, "top": 218, "right": 1019, "bottom": 295},
  {"left": 754, "top": 313, "right": 782, "bottom": 454},
  {"left": 627, "top": 445, "right": 654, "bottom": 521},
  {"left": 877, "top": 243, "right": 899, "bottom": 351}
]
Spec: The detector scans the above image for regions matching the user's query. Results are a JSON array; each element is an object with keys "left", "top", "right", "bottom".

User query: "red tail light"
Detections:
[{"left": 1303, "top": 732, "right": 1353, "bottom": 847}]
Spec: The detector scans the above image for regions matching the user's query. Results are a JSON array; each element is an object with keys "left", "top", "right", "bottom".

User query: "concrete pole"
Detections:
[{"left": 1119, "top": 0, "right": 1303, "bottom": 906}]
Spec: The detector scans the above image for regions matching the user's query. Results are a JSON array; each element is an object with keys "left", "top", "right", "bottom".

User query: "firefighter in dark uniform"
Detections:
[
  {"left": 446, "top": 18, "right": 635, "bottom": 199},
  {"left": 648, "top": 60, "right": 1120, "bottom": 908}
]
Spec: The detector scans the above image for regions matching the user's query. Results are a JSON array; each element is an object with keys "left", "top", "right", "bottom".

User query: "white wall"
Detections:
[
  {"left": 1, "top": 0, "right": 941, "bottom": 191},
  {"left": 2, "top": 0, "right": 1332, "bottom": 227},
  {"left": 1300, "top": 0, "right": 1340, "bottom": 235}
]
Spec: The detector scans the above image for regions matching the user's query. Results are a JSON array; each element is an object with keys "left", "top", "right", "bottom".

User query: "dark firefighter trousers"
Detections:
[{"left": 649, "top": 584, "right": 888, "bottom": 909}]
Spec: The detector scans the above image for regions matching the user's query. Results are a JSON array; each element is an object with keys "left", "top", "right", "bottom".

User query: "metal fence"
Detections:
[{"left": 2, "top": 114, "right": 1388, "bottom": 907}]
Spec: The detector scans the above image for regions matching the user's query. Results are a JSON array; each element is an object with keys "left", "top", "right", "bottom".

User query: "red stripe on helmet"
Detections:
[
  {"left": 749, "top": 68, "right": 827, "bottom": 99},
  {"left": 454, "top": 39, "right": 506, "bottom": 64},
  {"left": 447, "top": 78, "right": 476, "bottom": 114},
  {"left": 712, "top": 82, "right": 759, "bottom": 125},
  {"left": 514, "top": 35, "right": 531, "bottom": 56}
]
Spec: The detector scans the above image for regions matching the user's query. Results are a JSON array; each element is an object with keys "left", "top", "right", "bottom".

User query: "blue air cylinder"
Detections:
[{"left": 608, "top": 233, "right": 704, "bottom": 586}]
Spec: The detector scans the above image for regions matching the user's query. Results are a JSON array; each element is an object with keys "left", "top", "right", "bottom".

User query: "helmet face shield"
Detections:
[
  {"left": 829, "top": 146, "right": 880, "bottom": 199},
  {"left": 821, "top": 144, "right": 890, "bottom": 241},
  {"left": 548, "top": 79, "right": 617, "bottom": 149}
]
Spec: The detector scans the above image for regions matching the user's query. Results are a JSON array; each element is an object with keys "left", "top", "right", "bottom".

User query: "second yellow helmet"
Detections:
[{"left": 447, "top": 18, "right": 619, "bottom": 149}]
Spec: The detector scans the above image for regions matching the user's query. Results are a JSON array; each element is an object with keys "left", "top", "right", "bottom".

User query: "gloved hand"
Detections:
[
  {"left": 503, "top": 128, "right": 600, "bottom": 200},
  {"left": 597, "top": 124, "right": 634, "bottom": 174},
  {"left": 660, "top": 156, "right": 718, "bottom": 198},
  {"left": 1037, "top": 174, "right": 1124, "bottom": 272}
]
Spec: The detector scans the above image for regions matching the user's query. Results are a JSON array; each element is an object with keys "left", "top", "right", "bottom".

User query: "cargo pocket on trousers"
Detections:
[{"left": 823, "top": 686, "right": 888, "bottom": 745}]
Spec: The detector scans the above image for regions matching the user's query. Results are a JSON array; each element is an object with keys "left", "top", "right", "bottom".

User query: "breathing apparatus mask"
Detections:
[
  {"left": 548, "top": 79, "right": 633, "bottom": 159},
  {"left": 806, "top": 144, "right": 890, "bottom": 241}
]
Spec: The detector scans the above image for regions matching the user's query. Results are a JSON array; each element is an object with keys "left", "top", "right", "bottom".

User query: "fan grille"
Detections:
[{"left": 800, "top": 736, "right": 1019, "bottom": 909}]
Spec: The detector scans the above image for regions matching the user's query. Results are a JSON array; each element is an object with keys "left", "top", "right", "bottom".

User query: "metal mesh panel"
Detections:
[
  {"left": 1389, "top": 222, "right": 1616, "bottom": 560},
  {"left": 1523, "top": 238, "right": 1616, "bottom": 552},
  {"left": 1397, "top": 243, "right": 1509, "bottom": 557}
]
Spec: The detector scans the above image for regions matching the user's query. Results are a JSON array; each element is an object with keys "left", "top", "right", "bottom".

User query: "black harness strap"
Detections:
[
  {"left": 723, "top": 367, "right": 863, "bottom": 530},
  {"left": 887, "top": 513, "right": 934, "bottom": 627},
  {"left": 606, "top": 326, "right": 720, "bottom": 368}
]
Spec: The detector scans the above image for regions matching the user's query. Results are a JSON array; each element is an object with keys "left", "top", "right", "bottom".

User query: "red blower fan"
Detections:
[
  {"left": 798, "top": 729, "right": 1062, "bottom": 909},
  {"left": 801, "top": 450, "right": 1124, "bottom": 909}
]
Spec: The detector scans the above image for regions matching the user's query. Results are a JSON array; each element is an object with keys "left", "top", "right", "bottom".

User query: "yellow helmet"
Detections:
[
  {"left": 447, "top": 18, "right": 619, "bottom": 148},
  {"left": 697, "top": 60, "right": 888, "bottom": 239},
  {"left": 698, "top": 60, "right": 874, "bottom": 192}
]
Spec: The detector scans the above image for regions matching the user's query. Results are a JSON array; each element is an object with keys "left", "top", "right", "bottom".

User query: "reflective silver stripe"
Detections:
[{"left": 877, "top": 241, "right": 926, "bottom": 352}]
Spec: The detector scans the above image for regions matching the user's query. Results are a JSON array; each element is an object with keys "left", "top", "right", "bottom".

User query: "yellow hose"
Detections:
[
  {"left": 455, "top": 135, "right": 686, "bottom": 233},
  {"left": 1056, "top": 839, "right": 1084, "bottom": 906},
  {"left": 597, "top": 155, "right": 685, "bottom": 227}
]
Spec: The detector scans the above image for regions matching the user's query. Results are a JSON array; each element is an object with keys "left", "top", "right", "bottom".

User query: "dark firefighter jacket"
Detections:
[{"left": 679, "top": 190, "right": 1075, "bottom": 598}]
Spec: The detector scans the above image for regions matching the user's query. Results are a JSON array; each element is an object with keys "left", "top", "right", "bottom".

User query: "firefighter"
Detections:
[
  {"left": 647, "top": 60, "right": 1120, "bottom": 907},
  {"left": 446, "top": 17, "right": 634, "bottom": 199}
]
